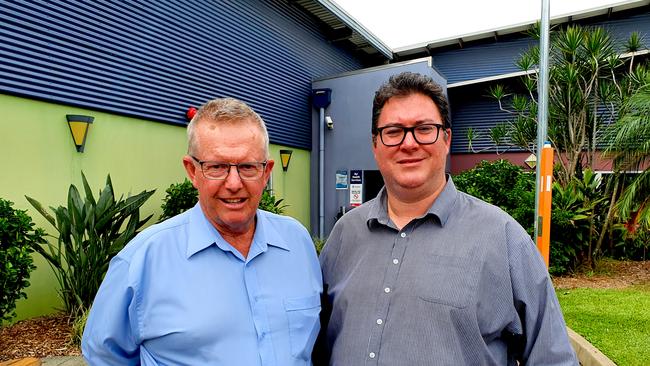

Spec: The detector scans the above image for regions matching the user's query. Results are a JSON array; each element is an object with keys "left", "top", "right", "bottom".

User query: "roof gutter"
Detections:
[{"left": 316, "top": 0, "right": 394, "bottom": 60}]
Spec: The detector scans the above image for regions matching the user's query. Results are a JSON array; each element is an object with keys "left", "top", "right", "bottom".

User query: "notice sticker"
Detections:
[
  {"left": 336, "top": 170, "right": 348, "bottom": 190},
  {"left": 350, "top": 184, "right": 362, "bottom": 206}
]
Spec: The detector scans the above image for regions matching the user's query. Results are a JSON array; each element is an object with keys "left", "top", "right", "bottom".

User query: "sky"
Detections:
[{"left": 332, "top": 0, "right": 635, "bottom": 50}]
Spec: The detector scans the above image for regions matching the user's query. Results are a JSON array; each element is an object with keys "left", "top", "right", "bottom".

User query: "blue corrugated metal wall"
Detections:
[
  {"left": 0, "top": 0, "right": 366, "bottom": 149},
  {"left": 449, "top": 85, "right": 514, "bottom": 154},
  {"left": 434, "top": 11, "right": 650, "bottom": 85},
  {"left": 434, "top": 38, "right": 536, "bottom": 85}
]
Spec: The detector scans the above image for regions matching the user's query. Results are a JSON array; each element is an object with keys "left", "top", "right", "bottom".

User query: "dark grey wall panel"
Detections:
[{"left": 0, "top": 0, "right": 366, "bottom": 149}]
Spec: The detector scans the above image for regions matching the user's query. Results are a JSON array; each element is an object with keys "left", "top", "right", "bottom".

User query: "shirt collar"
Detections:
[
  {"left": 366, "top": 175, "right": 459, "bottom": 229},
  {"left": 186, "top": 205, "right": 290, "bottom": 259},
  {"left": 251, "top": 210, "right": 291, "bottom": 252}
]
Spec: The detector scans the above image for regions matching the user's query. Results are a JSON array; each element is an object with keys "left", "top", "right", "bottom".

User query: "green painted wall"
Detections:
[{"left": 1, "top": 94, "right": 311, "bottom": 321}]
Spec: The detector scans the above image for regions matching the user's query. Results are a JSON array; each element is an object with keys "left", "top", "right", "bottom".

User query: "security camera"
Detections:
[{"left": 325, "top": 116, "right": 334, "bottom": 130}]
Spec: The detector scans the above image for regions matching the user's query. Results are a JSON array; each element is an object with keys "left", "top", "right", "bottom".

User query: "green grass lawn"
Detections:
[{"left": 557, "top": 284, "right": 650, "bottom": 366}]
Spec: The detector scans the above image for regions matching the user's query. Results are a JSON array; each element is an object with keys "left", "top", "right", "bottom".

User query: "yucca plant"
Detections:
[
  {"left": 485, "top": 25, "right": 646, "bottom": 186},
  {"left": 25, "top": 173, "right": 155, "bottom": 318}
]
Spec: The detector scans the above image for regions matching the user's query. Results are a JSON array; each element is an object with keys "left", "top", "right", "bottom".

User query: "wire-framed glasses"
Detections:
[
  {"left": 190, "top": 156, "right": 267, "bottom": 180},
  {"left": 376, "top": 123, "right": 445, "bottom": 147}
]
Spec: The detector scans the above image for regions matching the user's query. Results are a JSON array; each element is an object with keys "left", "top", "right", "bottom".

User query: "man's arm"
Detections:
[
  {"left": 311, "top": 221, "right": 344, "bottom": 366},
  {"left": 507, "top": 223, "right": 578, "bottom": 365},
  {"left": 82, "top": 257, "right": 140, "bottom": 365}
]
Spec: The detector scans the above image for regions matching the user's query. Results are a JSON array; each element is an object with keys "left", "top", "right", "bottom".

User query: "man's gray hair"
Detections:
[{"left": 187, "top": 97, "right": 270, "bottom": 157}]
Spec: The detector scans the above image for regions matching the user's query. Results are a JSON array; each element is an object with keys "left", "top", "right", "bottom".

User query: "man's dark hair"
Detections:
[{"left": 372, "top": 72, "right": 451, "bottom": 136}]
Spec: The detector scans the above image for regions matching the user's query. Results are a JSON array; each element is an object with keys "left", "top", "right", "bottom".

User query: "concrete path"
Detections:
[
  {"left": 567, "top": 327, "right": 616, "bottom": 366},
  {"left": 40, "top": 357, "right": 86, "bottom": 366}
]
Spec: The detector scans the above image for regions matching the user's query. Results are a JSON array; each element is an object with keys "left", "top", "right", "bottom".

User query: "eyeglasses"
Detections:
[
  {"left": 190, "top": 156, "right": 267, "bottom": 180},
  {"left": 376, "top": 123, "right": 445, "bottom": 147}
]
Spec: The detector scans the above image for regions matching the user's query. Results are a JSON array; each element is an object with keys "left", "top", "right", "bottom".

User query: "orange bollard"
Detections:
[{"left": 536, "top": 142, "right": 553, "bottom": 267}]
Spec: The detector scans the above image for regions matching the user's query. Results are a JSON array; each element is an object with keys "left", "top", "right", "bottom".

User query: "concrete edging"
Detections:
[{"left": 567, "top": 327, "right": 616, "bottom": 366}]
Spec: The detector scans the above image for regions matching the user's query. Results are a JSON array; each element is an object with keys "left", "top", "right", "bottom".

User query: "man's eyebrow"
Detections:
[{"left": 380, "top": 120, "right": 440, "bottom": 127}]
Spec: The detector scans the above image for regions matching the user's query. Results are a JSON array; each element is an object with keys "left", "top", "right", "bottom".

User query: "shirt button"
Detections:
[
  {"left": 369, "top": 352, "right": 376, "bottom": 359},
  {"left": 384, "top": 287, "right": 391, "bottom": 293},
  {"left": 376, "top": 318, "right": 383, "bottom": 325},
  {"left": 392, "top": 258, "right": 399, "bottom": 264},
  {"left": 400, "top": 232, "right": 406, "bottom": 238}
]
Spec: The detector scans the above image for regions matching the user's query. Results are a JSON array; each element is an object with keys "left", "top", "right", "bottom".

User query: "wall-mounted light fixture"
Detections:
[
  {"left": 66, "top": 114, "right": 94, "bottom": 152},
  {"left": 525, "top": 153, "right": 537, "bottom": 169},
  {"left": 279, "top": 149, "right": 293, "bottom": 172},
  {"left": 186, "top": 106, "right": 198, "bottom": 121}
]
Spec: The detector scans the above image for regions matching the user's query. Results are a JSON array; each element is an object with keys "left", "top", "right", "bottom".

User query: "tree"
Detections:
[
  {"left": 478, "top": 25, "right": 647, "bottom": 186},
  {"left": 605, "top": 73, "right": 650, "bottom": 232},
  {"left": 470, "top": 25, "right": 649, "bottom": 267}
]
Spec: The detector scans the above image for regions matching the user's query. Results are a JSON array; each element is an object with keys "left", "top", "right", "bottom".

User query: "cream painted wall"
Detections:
[{"left": 1, "top": 94, "right": 311, "bottom": 321}]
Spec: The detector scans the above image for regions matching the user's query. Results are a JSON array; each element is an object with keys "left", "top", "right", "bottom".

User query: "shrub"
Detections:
[
  {"left": 0, "top": 198, "right": 46, "bottom": 325},
  {"left": 70, "top": 306, "right": 89, "bottom": 347},
  {"left": 259, "top": 189, "right": 288, "bottom": 215},
  {"left": 25, "top": 173, "right": 155, "bottom": 318},
  {"left": 454, "top": 160, "right": 612, "bottom": 275},
  {"left": 454, "top": 160, "right": 535, "bottom": 232},
  {"left": 453, "top": 159, "right": 529, "bottom": 211},
  {"left": 160, "top": 179, "right": 197, "bottom": 221},
  {"left": 312, "top": 236, "right": 326, "bottom": 254},
  {"left": 160, "top": 179, "right": 288, "bottom": 218}
]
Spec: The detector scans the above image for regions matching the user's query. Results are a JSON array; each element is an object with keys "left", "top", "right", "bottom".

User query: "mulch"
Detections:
[
  {"left": 552, "top": 260, "right": 650, "bottom": 289},
  {"left": 0, "top": 315, "right": 80, "bottom": 362},
  {"left": 0, "top": 260, "right": 648, "bottom": 361}
]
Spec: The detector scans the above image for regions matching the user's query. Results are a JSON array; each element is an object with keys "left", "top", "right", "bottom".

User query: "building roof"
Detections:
[
  {"left": 394, "top": 0, "right": 650, "bottom": 58},
  {"left": 294, "top": 0, "right": 393, "bottom": 62}
]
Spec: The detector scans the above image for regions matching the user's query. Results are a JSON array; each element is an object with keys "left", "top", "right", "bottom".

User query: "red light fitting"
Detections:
[{"left": 186, "top": 107, "right": 198, "bottom": 121}]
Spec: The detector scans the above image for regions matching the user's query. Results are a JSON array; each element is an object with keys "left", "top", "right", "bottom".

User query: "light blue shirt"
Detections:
[{"left": 82, "top": 204, "right": 322, "bottom": 366}]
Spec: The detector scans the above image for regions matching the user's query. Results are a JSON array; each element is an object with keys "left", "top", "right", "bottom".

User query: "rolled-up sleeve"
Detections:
[{"left": 82, "top": 256, "right": 140, "bottom": 366}]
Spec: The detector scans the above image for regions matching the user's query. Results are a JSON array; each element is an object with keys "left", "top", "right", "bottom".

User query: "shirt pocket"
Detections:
[
  {"left": 416, "top": 255, "right": 475, "bottom": 309},
  {"left": 283, "top": 294, "right": 321, "bottom": 360}
]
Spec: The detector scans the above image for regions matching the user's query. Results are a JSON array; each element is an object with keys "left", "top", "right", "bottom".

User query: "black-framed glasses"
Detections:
[
  {"left": 190, "top": 156, "right": 267, "bottom": 180},
  {"left": 376, "top": 123, "right": 445, "bottom": 147}
]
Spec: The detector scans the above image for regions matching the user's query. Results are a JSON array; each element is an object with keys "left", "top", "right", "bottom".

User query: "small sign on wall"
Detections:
[
  {"left": 349, "top": 170, "right": 363, "bottom": 207},
  {"left": 350, "top": 170, "right": 362, "bottom": 184},
  {"left": 336, "top": 170, "right": 348, "bottom": 190},
  {"left": 350, "top": 184, "right": 362, "bottom": 206}
]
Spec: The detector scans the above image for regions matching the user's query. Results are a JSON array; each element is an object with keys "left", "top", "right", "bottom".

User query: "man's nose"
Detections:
[
  {"left": 401, "top": 130, "right": 419, "bottom": 149},
  {"left": 223, "top": 165, "right": 244, "bottom": 189}
]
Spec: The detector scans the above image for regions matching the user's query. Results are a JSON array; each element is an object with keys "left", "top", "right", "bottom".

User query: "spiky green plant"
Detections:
[
  {"left": 25, "top": 173, "right": 155, "bottom": 318},
  {"left": 606, "top": 73, "right": 650, "bottom": 231}
]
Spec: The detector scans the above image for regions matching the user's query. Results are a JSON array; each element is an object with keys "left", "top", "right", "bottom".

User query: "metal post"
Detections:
[
  {"left": 534, "top": 0, "right": 551, "bottom": 244},
  {"left": 319, "top": 107, "right": 325, "bottom": 239}
]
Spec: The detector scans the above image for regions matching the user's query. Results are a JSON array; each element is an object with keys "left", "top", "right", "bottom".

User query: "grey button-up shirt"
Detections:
[{"left": 317, "top": 178, "right": 577, "bottom": 365}]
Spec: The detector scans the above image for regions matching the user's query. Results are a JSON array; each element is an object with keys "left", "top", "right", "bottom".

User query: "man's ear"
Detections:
[
  {"left": 263, "top": 159, "right": 275, "bottom": 184},
  {"left": 444, "top": 129, "right": 452, "bottom": 152},
  {"left": 182, "top": 155, "right": 199, "bottom": 188}
]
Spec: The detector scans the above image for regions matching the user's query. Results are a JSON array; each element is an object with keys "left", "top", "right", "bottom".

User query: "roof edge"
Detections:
[
  {"left": 316, "top": 0, "right": 394, "bottom": 59},
  {"left": 395, "top": 0, "right": 650, "bottom": 54}
]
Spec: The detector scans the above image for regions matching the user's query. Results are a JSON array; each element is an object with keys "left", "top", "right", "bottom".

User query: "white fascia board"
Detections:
[
  {"left": 316, "top": 0, "right": 394, "bottom": 59},
  {"left": 447, "top": 69, "right": 538, "bottom": 88}
]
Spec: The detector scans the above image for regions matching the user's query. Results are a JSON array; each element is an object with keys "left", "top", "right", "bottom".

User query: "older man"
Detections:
[
  {"left": 316, "top": 72, "right": 577, "bottom": 365},
  {"left": 83, "top": 98, "right": 321, "bottom": 365}
]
